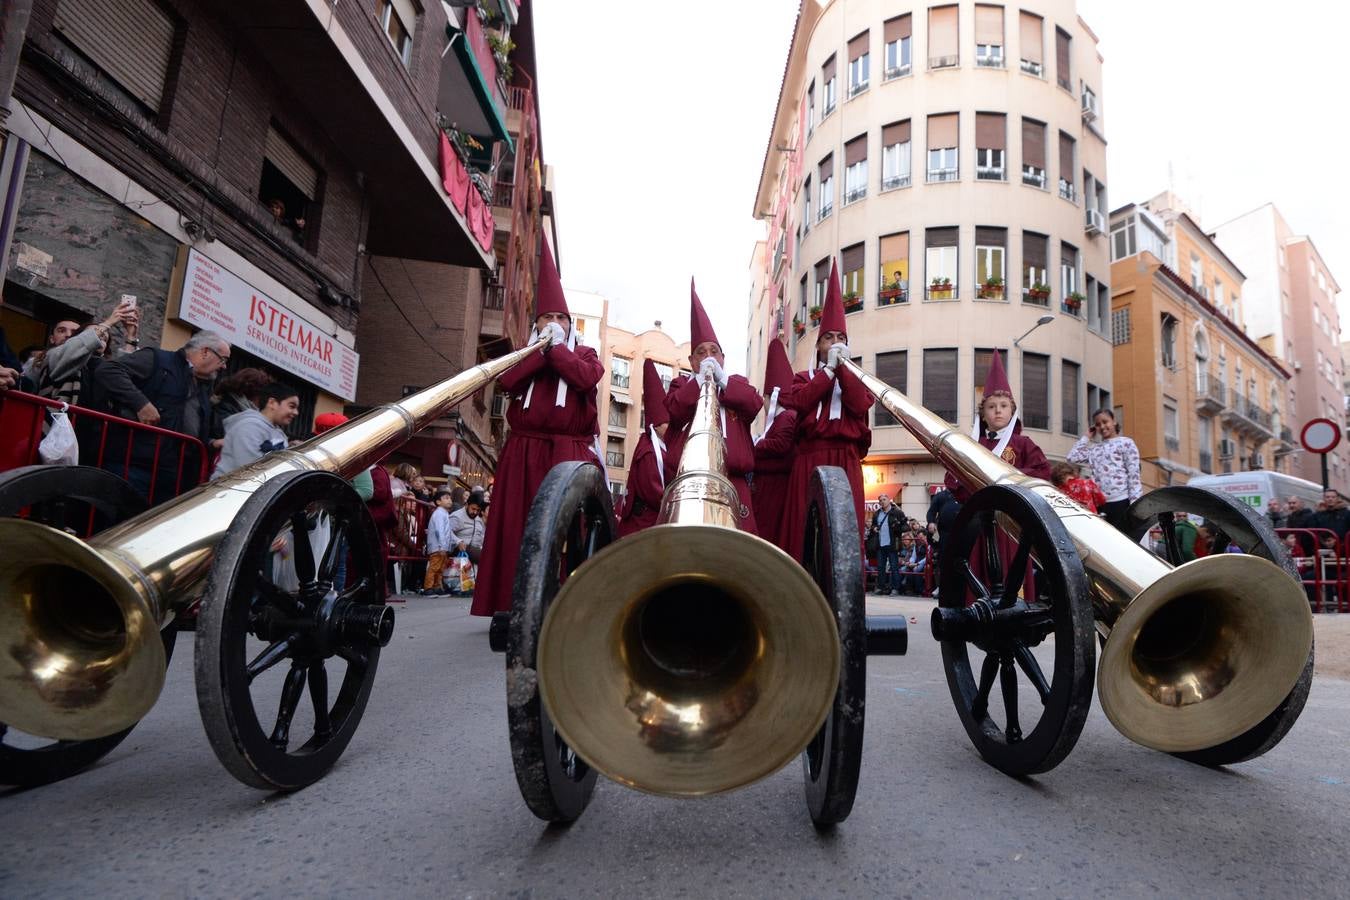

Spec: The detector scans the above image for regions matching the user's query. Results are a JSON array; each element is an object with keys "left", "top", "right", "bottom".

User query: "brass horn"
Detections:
[
  {"left": 0, "top": 337, "right": 548, "bottom": 741},
  {"left": 536, "top": 376, "right": 841, "bottom": 796},
  {"left": 840, "top": 358, "right": 1313, "bottom": 753}
]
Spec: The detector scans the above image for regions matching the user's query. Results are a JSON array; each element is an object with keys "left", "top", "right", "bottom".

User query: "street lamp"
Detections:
[{"left": 1014, "top": 314, "right": 1056, "bottom": 347}]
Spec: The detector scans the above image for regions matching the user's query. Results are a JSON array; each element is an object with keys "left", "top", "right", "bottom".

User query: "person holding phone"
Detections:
[{"left": 1067, "top": 408, "right": 1142, "bottom": 532}]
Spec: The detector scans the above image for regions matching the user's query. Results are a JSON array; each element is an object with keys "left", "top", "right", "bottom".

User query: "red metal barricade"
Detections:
[
  {"left": 0, "top": 389, "right": 209, "bottom": 508},
  {"left": 1276, "top": 527, "right": 1346, "bottom": 613}
]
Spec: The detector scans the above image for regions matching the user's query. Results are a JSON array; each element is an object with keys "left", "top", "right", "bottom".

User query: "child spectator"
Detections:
[
  {"left": 1051, "top": 462, "right": 1107, "bottom": 514},
  {"left": 421, "top": 489, "right": 456, "bottom": 596}
]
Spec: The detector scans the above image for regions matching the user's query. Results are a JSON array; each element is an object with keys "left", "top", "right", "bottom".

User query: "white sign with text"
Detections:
[{"left": 180, "top": 250, "right": 358, "bottom": 401}]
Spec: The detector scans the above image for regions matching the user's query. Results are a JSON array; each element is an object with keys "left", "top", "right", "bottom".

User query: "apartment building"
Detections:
[
  {"left": 1214, "top": 204, "right": 1347, "bottom": 491},
  {"left": 749, "top": 0, "right": 1110, "bottom": 517},
  {"left": 1109, "top": 200, "right": 1293, "bottom": 490}
]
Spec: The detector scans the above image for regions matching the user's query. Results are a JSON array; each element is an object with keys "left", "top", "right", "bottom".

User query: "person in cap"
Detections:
[
  {"left": 780, "top": 260, "right": 873, "bottom": 561},
  {"left": 663, "top": 279, "right": 763, "bottom": 534},
  {"left": 617, "top": 358, "right": 674, "bottom": 538},
  {"left": 943, "top": 349, "right": 1050, "bottom": 501},
  {"left": 472, "top": 242, "right": 605, "bottom": 617},
  {"left": 751, "top": 337, "right": 798, "bottom": 554}
]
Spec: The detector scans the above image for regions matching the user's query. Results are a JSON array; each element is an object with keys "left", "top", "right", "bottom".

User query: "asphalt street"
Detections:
[{"left": 3, "top": 594, "right": 1348, "bottom": 899}]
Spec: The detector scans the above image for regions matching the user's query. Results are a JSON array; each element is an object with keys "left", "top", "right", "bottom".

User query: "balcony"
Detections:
[
  {"left": 492, "top": 179, "right": 515, "bottom": 209},
  {"left": 1195, "top": 370, "right": 1226, "bottom": 415},
  {"left": 1020, "top": 59, "right": 1044, "bottom": 77},
  {"left": 1199, "top": 451, "right": 1213, "bottom": 473},
  {"left": 1022, "top": 166, "right": 1047, "bottom": 189},
  {"left": 1222, "top": 396, "right": 1274, "bottom": 438},
  {"left": 440, "top": 11, "right": 512, "bottom": 151},
  {"left": 1058, "top": 179, "right": 1077, "bottom": 202},
  {"left": 1165, "top": 435, "right": 1181, "bottom": 453},
  {"left": 844, "top": 186, "right": 867, "bottom": 205},
  {"left": 483, "top": 281, "right": 506, "bottom": 310}
]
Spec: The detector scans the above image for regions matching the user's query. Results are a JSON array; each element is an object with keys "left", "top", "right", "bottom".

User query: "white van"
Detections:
[{"left": 1186, "top": 471, "right": 1323, "bottom": 514}]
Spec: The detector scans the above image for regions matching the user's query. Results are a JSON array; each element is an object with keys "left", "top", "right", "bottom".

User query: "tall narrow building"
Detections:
[{"left": 750, "top": 0, "right": 1110, "bottom": 515}]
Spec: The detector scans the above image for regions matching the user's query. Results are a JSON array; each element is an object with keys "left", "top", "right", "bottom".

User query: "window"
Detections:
[
  {"left": 1018, "top": 11, "right": 1043, "bottom": 76},
  {"left": 608, "top": 402, "right": 628, "bottom": 430},
  {"left": 1021, "top": 118, "right": 1047, "bottom": 188},
  {"left": 884, "top": 15, "right": 913, "bottom": 78},
  {"left": 1111, "top": 216, "right": 1136, "bottom": 261},
  {"left": 843, "top": 136, "right": 868, "bottom": 204},
  {"left": 1198, "top": 416, "right": 1214, "bottom": 472},
  {"left": 1062, "top": 360, "right": 1081, "bottom": 434},
  {"left": 818, "top": 156, "right": 834, "bottom": 220},
  {"left": 1022, "top": 352, "right": 1050, "bottom": 429},
  {"left": 802, "top": 175, "right": 812, "bottom": 231},
  {"left": 654, "top": 362, "right": 674, "bottom": 391},
  {"left": 1057, "top": 132, "right": 1076, "bottom": 201},
  {"left": 1213, "top": 280, "right": 1225, "bottom": 314},
  {"left": 53, "top": 0, "right": 177, "bottom": 113},
  {"left": 1278, "top": 245, "right": 1286, "bottom": 268},
  {"left": 260, "top": 125, "right": 319, "bottom": 246},
  {"left": 923, "top": 349, "right": 959, "bottom": 422},
  {"left": 605, "top": 437, "right": 625, "bottom": 468},
  {"left": 926, "top": 227, "right": 959, "bottom": 299},
  {"left": 881, "top": 120, "right": 912, "bottom": 190},
  {"left": 814, "top": 258, "right": 831, "bottom": 308},
  {"left": 927, "top": 113, "right": 959, "bottom": 182},
  {"left": 874, "top": 350, "right": 909, "bottom": 425},
  {"left": 1111, "top": 308, "right": 1131, "bottom": 345},
  {"left": 928, "top": 5, "right": 959, "bottom": 69},
  {"left": 378, "top": 0, "right": 418, "bottom": 66},
  {"left": 1097, "top": 281, "right": 1110, "bottom": 331},
  {"left": 1054, "top": 26, "right": 1072, "bottom": 91},
  {"left": 841, "top": 243, "right": 865, "bottom": 308},
  {"left": 821, "top": 55, "right": 837, "bottom": 118},
  {"left": 1060, "top": 241, "right": 1079, "bottom": 313},
  {"left": 795, "top": 274, "right": 808, "bottom": 350},
  {"left": 1087, "top": 383, "right": 1111, "bottom": 419},
  {"left": 975, "top": 227, "right": 1006, "bottom": 298},
  {"left": 1164, "top": 400, "right": 1180, "bottom": 451},
  {"left": 1190, "top": 254, "right": 1203, "bottom": 291},
  {"left": 879, "top": 232, "right": 910, "bottom": 306},
  {"left": 975, "top": 112, "right": 1006, "bottom": 180},
  {"left": 807, "top": 80, "right": 815, "bottom": 136},
  {"left": 974, "top": 5, "right": 1004, "bottom": 67},
  {"left": 847, "top": 32, "right": 870, "bottom": 97},
  {"left": 974, "top": 348, "right": 1008, "bottom": 406},
  {"left": 1023, "top": 231, "right": 1049, "bottom": 305},
  {"left": 1084, "top": 275, "right": 1099, "bottom": 331},
  {"left": 610, "top": 356, "right": 632, "bottom": 389}
]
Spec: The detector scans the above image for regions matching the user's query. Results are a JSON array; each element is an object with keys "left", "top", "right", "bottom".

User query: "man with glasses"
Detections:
[{"left": 96, "top": 330, "right": 231, "bottom": 502}]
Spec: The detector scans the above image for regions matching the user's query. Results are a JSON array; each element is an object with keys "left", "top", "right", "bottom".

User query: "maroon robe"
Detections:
[
  {"left": 780, "top": 365, "right": 873, "bottom": 562},
  {"left": 752, "top": 408, "right": 797, "bottom": 555},
  {"left": 943, "top": 430, "right": 1052, "bottom": 502},
  {"left": 665, "top": 373, "right": 763, "bottom": 535},
  {"left": 472, "top": 342, "right": 604, "bottom": 616},
  {"left": 617, "top": 429, "right": 670, "bottom": 538}
]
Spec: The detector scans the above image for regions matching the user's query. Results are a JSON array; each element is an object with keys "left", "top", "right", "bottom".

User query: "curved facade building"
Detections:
[{"left": 749, "top": 0, "right": 1109, "bottom": 514}]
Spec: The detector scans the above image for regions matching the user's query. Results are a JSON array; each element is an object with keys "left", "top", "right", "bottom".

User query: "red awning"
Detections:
[{"left": 864, "top": 481, "right": 907, "bottom": 502}]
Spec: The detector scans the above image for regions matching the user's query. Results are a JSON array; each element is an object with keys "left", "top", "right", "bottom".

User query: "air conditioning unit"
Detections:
[
  {"left": 1081, "top": 90, "right": 1099, "bottom": 121},
  {"left": 1218, "top": 438, "right": 1236, "bottom": 459},
  {"left": 1294, "top": 361, "right": 1303, "bottom": 371},
  {"left": 490, "top": 391, "right": 510, "bottom": 418},
  {"left": 1250, "top": 452, "right": 1266, "bottom": 469},
  {"left": 1085, "top": 208, "right": 1105, "bottom": 236}
]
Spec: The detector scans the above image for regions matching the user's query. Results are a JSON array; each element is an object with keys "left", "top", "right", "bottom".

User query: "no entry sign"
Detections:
[{"left": 1300, "top": 418, "right": 1342, "bottom": 455}]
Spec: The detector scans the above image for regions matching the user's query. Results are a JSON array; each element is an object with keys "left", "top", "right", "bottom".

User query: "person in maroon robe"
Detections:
[
  {"left": 471, "top": 242, "right": 605, "bottom": 617},
  {"left": 617, "top": 358, "right": 673, "bottom": 538},
  {"left": 942, "top": 349, "right": 1051, "bottom": 501},
  {"left": 780, "top": 259, "right": 873, "bottom": 562},
  {"left": 664, "top": 279, "right": 763, "bottom": 535},
  {"left": 752, "top": 337, "right": 798, "bottom": 555}
]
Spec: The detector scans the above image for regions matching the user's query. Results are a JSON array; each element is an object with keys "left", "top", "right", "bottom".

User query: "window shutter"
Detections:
[
  {"left": 975, "top": 226, "right": 1006, "bottom": 248},
  {"left": 841, "top": 243, "right": 865, "bottom": 274},
  {"left": 928, "top": 6, "right": 959, "bottom": 60},
  {"left": 1022, "top": 118, "right": 1046, "bottom": 168},
  {"left": 1055, "top": 28, "right": 1072, "bottom": 85},
  {"left": 1023, "top": 232, "right": 1048, "bottom": 268},
  {"left": 926, "top": 226, "right": 958, "bottom": 249},
  {"left": 844, "top": 135, "right": 867, "bottom": 165},
  {"left": 974, "top": 5, "right": 1003, "bottom": 44},
  {"left": 1061, "top": 361, "right": 1080, "bottom": 430},
  {"left": 1019, "top": 11, "right": 1043, "bottom": 63},
  {"left": 884, "top": 14, "right": 912, "bottom": 42},
  {"left": 927, "top": 113, "right": 958, "bottom": 150},
  {"left": 1058, "top": 132, "right": 1075, "bottom": 182},
  {"left": 848, "top": 31, "right": 868, "bottom": 62},
  {"left": 822, "top": 54, "right": 837, "bottom": 82},
  {"left": 815, "top": 258, "right": 832, "bottom": 285},
  {"left": 391, "top": 0, "right": 419, "bottom": 39},
  {"left": 265, "top": 126, "right": 319, "bottom": 200},
  {"left": 1022, "top": 353, "right": 1050, "bottom": 426},
  {"left": 975, "top": 112, "right": 1005, "bottom": 150},
  {"left": 874, "top": 350, "right": 908, "bottom": 426},
  {"left": 923, "top": 349, "right": 959, "bottom": 421},
  {"left": 882, "top": 119, "right": 911, "bottom": 146},
  {"left": 818, "top": 154, "right": 834, "bottom": 182},
  {"left": 54, "top": 0, "right": 176, "bottom": 111},
  {"left": 1061, "top": 241, "right": 1077, "bottom": 269},
  {"left": 879, "top": 232, "right": 909, "bottom": 263}
]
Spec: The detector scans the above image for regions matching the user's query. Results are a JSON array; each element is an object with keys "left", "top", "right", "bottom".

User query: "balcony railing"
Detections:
[
  {"left": 877, "top": 286, "right": 909, "bottom": 307},
  {"left": 611, "top": 374, "right": 630, "bottom": 389},
  {"left": 848, "top": 79, "right": 869, "bottom": 98},
  {"left": 1196, "top": 370, "right": 1226, "bottom": 411},
  {"left": 493, "top": 179, "right": 515, "bottom": 209},
  {"left": 1022, "top": 166, "right": 1047, "bottom": 188},
  {"left": 1281, "top": 426, "right": 1295, "bottom": 444},
  {"left": 1058, "top": 179, "right": 1077, "bottom": 202},
  {"left": 976, "top": 166, "right": 1005, "bottom": 181},
  {"left": 975, "top": 50, "right": 1005, "bottom": 68},
  {"left": 884, "top": 63, "right": 912, "bottom": 80},
  {"left": 817, "top": 203, "right": 833, "bottom": 222},
  {"left": 483, "top": 281, "right": 506, "bottom": 310},
  {"left": 1020, "top": 59, "right": 1043, "bottom": 77},
  {"left": 1024, "top": 413, "right": 1050, "bottom": 430},
  {"left": 927, "top": 167, "right": 959, "bottom": 183},
  {"left": 881, "top": 174, "right": 911, "bottom": 191},
  {"left": 844, "top": 187, "right": 867, "bottom": 205},
  {"left": 605, "top": 451, "right": 625, "bottom": 468},
  {"left": 1165, "top": 435, "right": 1181, "bottom": 452},
  {"left": 1064, "top": 419, "right": 1080, "bottom": 435},
  {"left": 1022, "top": 288, "right": 1051, "bottom": 307},
  {"left": 926, "top": 283, "right": 957, "bottom": 301},
  {"left": 929, "top": 55, "right": 959, "bottom": 69}
]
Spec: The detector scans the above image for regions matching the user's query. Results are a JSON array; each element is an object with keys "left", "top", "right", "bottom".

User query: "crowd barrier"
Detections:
[
  {"left": 1276, "top": 527, "right": 1348, "bottom": 613},
  {"left": 866, "top": 541, "right": 936, "bottom": 596}
]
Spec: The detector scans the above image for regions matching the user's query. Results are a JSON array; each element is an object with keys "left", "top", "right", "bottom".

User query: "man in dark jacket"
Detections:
[
  {"left": 867, "top": 494, "right": 904, "bottom": 595},
  {"left": 1315, "top": 490, "right": 1350, "bottom": 541},
  {"left": 1285, "top": 495, "right": 1317, "bottom": 531},
  {"left": 95, "top": 330, "right": 230, "bottom": 502}
]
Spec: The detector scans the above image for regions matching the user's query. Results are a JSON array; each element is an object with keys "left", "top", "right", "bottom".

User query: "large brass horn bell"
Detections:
[{"left": 536, "top": 378, "right": 841, "bottom": 796}]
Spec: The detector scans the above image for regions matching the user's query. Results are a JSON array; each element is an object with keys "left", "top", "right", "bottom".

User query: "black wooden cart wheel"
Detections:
[
  {"left": 1126, "top": 485, "right": 1314, "bottom": 767},
  {"left": 932, "top": 484, "right": 1095, "bottom": 776},
  {"left": 195, "top": 470, "right": 393, "bottom": 791},
  {"left": 505, "top": 461, "right": 613, "bottom": 823},
  {"left": 800, "top": 466, "right": 867, "bottom": 828},
  {"left": 0, "top": 465, "right": 177, "bottom": 788}
]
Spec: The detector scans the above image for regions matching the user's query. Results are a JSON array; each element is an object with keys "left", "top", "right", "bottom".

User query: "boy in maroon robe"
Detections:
[
  {"left": 780, "top": 260, "right": 872, "bottom": 562},
  {"left": 943, "top": 349, "right": 1051, "bottom": 501},
  {"left": 664, "top": 279, "right": 763, "bottom": 535},
  {"left": 472, "top": 243, "right": 605, "bottom": 617},
  {"left": 617, "top": 358, "right": 672, "bottom": 537},
  {"left": 752, "top": 337, "right": 798, "bottom": 555}
]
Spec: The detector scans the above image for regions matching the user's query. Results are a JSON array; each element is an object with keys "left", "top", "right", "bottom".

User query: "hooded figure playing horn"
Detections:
[
  {"left": 617, "top": 357, "right": 674, "bottom": 538},
  {"left": 751, "top": 337, "right": 798, "bottom": 555}
]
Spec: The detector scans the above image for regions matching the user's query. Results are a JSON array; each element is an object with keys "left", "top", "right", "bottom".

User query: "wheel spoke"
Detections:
[
  {"left": 1000, "top": 537, "right": 1034, "bottom": 608},
  {"left": 999, "top": 655, "right": 1022, "bottom": 743},
  {"left": 269, "top": 662, "right": 308, "bottom": 749},
  {"left": 336, "top": 577, "right": 372, "bottom": 604},
  {"left": 584, "top": 516, "right": 604, "bottom": 558},
  {"left": 255, "top": 572, "right": 301, "bottom": 616},
  {"left": 336, "top": 644, "right": 368, "bottom": 669},
  {"left": 246, "top": 636, "right": 295, "bottom": 684},
  {"left": 1158, "top": 514, "right": 1184, "bottom": 565},
  {"left": 318, "top": 518, "right": 349, "bottom": 582},
  {"left": 962, "top": 561, "right": 991, "bottom": 602},
  {"left": 971, "top": 652, "right": 999, "bottom": 719},
  {"left": 980, "top": 516, "right": 1005, "bottom": 598},
  {"left": 290, "top": 512, "right": 316, "bottom": 585},
  {"left": 308, "top": 662, "right": 332, "bottom": 739},
  {"left": 1014, "top": 645, "right": 1052, "bottom": 705}
]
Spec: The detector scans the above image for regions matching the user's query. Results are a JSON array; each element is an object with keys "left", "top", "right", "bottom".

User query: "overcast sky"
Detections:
[{"left": 534, "top": 1, "right": 1347, "bottom": 368}]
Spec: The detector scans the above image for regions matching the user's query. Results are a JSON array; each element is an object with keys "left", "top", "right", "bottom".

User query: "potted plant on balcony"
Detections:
[
  {"left": 808, "top": 304, "right": 823, "bottom": 324},
  {"left": 878, "top": 277, "right": 906, "bottom": 304},
  {"left": 843, "top": 290, "right": 863, "bottom": 313},
  {"left": 978, "top": 275, "right": 1004, "bottom": 300},
  {"left": 793, "top": 316, "right": 806, "bottom": 336},
  {"left": 1065, "top": 290, "right": 1086, "bottom": 312},
  {"left": 930, "top": 276, "right": 953, "bottom": 299},
  {"left": 487, "top": 34, "right": 516, "bottom": 65},
  {"left": 1027, "top": 281, "right": 1051, "bottom": 302}
]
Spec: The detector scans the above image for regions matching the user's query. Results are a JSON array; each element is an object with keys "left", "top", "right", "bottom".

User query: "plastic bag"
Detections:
[
  {"left": 455, "top": 551, "right": 475, "bottom": 593},
  {"left": 39, "top": 407, "right": 79, "bottom": 465}
]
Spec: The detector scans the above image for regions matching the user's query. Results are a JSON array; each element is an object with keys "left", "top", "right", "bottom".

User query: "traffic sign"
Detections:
[{"left": 1300, "top": 418, "right": 1341, "bottom": 455}]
